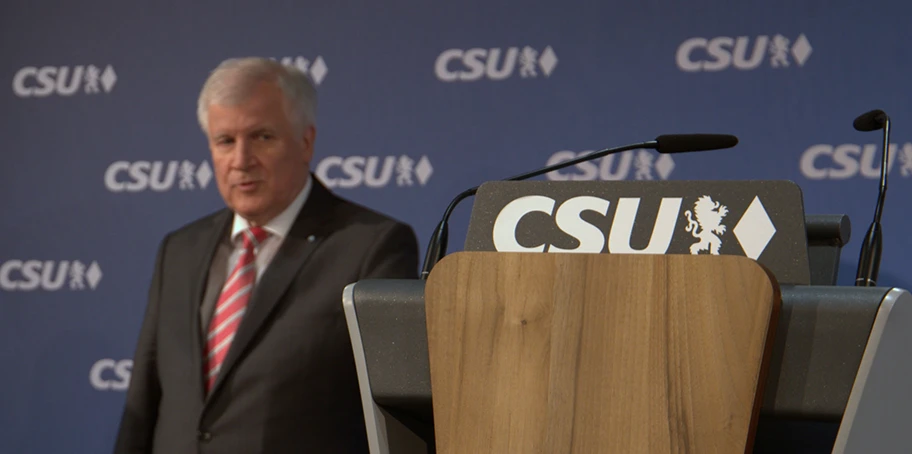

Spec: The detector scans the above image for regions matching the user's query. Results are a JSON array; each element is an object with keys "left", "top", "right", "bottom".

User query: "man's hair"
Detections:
[{"left": 197, "top": 57, "right": 317, "bottom": 135}]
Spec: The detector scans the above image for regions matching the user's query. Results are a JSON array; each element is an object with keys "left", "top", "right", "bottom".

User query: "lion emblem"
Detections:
[{"left": 684, "top": 195, "right": 729, "bottom": 255}]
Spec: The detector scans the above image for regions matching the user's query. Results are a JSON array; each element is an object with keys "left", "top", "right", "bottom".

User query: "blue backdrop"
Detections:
[{"left": 2, "top": 0, "right": 911, "bottom": 452}]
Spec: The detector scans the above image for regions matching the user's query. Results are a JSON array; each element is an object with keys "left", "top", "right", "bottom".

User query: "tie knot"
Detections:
[{"left": 242, "top": 226, "right": 270, "bottom": 250}]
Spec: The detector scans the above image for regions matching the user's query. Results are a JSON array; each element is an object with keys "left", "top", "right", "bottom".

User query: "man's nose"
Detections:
[{"left": 231, "top": 140, "right": 256, "bottom": 169}]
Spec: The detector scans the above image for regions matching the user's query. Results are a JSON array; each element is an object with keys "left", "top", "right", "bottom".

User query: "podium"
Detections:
[
  {"left": 342, "top": 181, "right": 912, "bottom": 453},
  {"left": 344, "top": 275, "right": 912, "bottom": 453}
]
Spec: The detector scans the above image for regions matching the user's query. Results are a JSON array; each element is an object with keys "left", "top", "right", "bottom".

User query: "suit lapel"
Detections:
[
  {"left": 190, "top": 210, "right": 232, "bottom": 400},
  {"left": 206, "top": 178, "right": 338, "bottom": 402}
]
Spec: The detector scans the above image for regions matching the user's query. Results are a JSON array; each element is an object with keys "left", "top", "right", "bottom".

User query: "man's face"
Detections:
[{"left": 205, "top": 81, "right": 315, "bottom": 226}]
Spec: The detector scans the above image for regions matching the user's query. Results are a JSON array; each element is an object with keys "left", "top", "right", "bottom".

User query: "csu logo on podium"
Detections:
[
  {"left": 0, "top": 260, "right": 102, "bottom": 291},
  {"left": 464, "top": 181, "right": 810, "bottom": 285},
  {"left": 490, "top": 194, "right": 774, "bottom": 261},
  {"left": 90, "top": 359, "right": 132, "bottom": 391}
]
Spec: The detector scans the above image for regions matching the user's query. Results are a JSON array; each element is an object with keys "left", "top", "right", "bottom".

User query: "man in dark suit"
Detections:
[{"left": 114, "top": 57, "right": 419, "bottom": 453}]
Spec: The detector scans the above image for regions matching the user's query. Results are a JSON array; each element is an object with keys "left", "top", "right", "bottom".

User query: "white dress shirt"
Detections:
[{"left": 225, "top": 176, "right": 312, "bottom": 281}]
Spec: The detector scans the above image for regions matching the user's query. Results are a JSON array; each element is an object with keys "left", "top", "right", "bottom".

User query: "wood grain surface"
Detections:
[{"left": 425, "top": 252, "right": 780, "bottom": 454}]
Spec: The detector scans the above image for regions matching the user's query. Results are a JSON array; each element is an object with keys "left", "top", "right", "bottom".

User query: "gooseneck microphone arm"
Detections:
[
  {"left": 502, "top": 141, "right": 658, "bottom": 181},
  {"left": 873, "top": 117, "right": 890, "bottom": 229},
  {"left": 853, "top": 109, "right": 891, "bottom": 287},
  {"left": 418, "top": 134, "right": 739, "bottom": 280},
  {"left": 419, "top": 187, "right": 476, "bottom": 281}
]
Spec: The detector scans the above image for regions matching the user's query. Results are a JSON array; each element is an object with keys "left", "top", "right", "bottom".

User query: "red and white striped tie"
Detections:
[{"left": 204, "top": 226, "right": 269, "bottom": 394}]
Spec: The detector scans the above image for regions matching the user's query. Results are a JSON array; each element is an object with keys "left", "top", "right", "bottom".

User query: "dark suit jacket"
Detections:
[{"left": 114, "top": 178, "right": 419, "bottom": 454}]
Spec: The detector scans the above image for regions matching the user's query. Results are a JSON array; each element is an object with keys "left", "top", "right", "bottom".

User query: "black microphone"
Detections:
[
  {"left": 853, "top": 109, "right": 891, "bottom": 287},
  {"left": 853, "top": 109, "right": 888, "bottom": 132},
  {"left": 419, "top": 133, "right": 740, "bottom": 279}
]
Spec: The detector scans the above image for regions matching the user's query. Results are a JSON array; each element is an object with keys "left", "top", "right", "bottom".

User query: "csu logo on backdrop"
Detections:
[
  {"left": 435, "top": 46, "right": 558, "bottom": 82},
  {"left": 676, "top": 34, "right": 812, "bottom": 72},
  {"left": 0, "top": 260, "right": 102, "bottom": 291},
  {"left": 800, "top": 142, "right": 912, "bottom": 180},
  {"left": 105, "top": 160, "right": 214, "bottom": 192},
  {"left": 491, "top": 194, "right": 775, "bottom": 260},
  {"left": 315, "top": 155, "right": 433, "bottom": 189},
  {"left": 13, "top": 65, "right": 117, "bottom": 97},
  {"left": 274, "top": 56, "right": 328, "bottom": 85},
  {"left": 90, "top": 359, "right": 132, "bottom": 391},
  {"left": 545, "top": 150, "right": 675, "bottom": 181}
]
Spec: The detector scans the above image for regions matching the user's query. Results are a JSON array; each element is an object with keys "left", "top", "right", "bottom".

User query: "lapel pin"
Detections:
[{"left": 307, "top": 235, "right": 316, "bottom": 242}]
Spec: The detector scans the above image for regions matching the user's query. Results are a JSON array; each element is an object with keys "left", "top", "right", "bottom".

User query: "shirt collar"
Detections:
[{"left": 230, "top": 175, "right": 312, "bottom": 244}]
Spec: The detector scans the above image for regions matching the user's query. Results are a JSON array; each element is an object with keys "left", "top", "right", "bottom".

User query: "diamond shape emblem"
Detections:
[
  {"left": 415, "top": 156, "right": 433, "bottom": 186},
  {"left": 791, "top": 34, "right": 812, "bottom": 66},
  {"left": 100, "top": 66, "right": 117, "bottom": 92},
  {"left": 196, "top": 161, "right": 213, "bottom": 189},
  {"left": 654, "top": 154, "right": 675, "bottom": 180},
  {"left": 538, "top": 46, "right": 558, "bottom": 77},
  {"left": 733, "top": 196, "right": 777, "bottom": 260},
  {"left": 310, "top": 56, "right": 328, "bottom": 85},
  {"left": 86, "top": 261, "right": 103, "bottom": 289}
]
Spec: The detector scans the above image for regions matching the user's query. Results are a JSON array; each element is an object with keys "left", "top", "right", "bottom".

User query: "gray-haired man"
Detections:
[{"left": 114, "top": 57, "right": 418, "bottom": 453}]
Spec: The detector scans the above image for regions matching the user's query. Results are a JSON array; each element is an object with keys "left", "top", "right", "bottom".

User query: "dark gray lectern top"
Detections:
[{"left": 463, "top": 180, "right": 812, "bottom": 284}]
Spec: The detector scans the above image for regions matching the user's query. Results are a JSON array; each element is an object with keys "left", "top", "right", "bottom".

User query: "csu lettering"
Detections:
[
  {"left": 12, "top": 65, "right": 117, "bottom": 97},
  {"left": 0, "top": 260, "right": 102, "bottom": 291},
  {"left": 90, "top": 359, "right": 132, "bottom": 391},
  {"left": 315, "top": 155, "right": 433, "bottom": 189},
  {"left": 104, "top": 160, "right": 213, "bottom": 192},
  {"left": 675, "top": 34, "right": 811, "bottom": 72},
  {"left": 545, "top": 149, "right": 675, "bottom": 181},
  {"left": 492, "top": 195, "right": 682, "bottom": 254},
  {"left": 434, "top": 46, "right": 557, "bottom": 82},
  {"left": 800, "top": 143, "right": 912, "bottom": 180}
]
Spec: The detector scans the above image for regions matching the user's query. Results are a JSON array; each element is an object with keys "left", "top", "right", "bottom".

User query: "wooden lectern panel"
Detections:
[{"left": 425, "top": 252, "right": 780, "bottom": 454}]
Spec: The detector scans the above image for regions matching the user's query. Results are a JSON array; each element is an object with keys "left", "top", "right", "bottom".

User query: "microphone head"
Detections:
[
  {"left": 655, "top": 134, "right": 739, "bottom": 154},
  {"left": 854, "top": 109, "right": 888, "bottom": 132}
]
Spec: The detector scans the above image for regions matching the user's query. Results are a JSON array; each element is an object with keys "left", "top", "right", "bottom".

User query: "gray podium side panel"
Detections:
[
  {"left": 343, "top": 283, "right": 427, "bottom": 454},
  {"left": 762, "top": 286, "right": 887, "bottom": 418},
  {"left": 349, "top": 280, "right": 433, "bottom": 416},
  {"left": 833, "top": 288, "right": 912, "bottom": 454}
]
